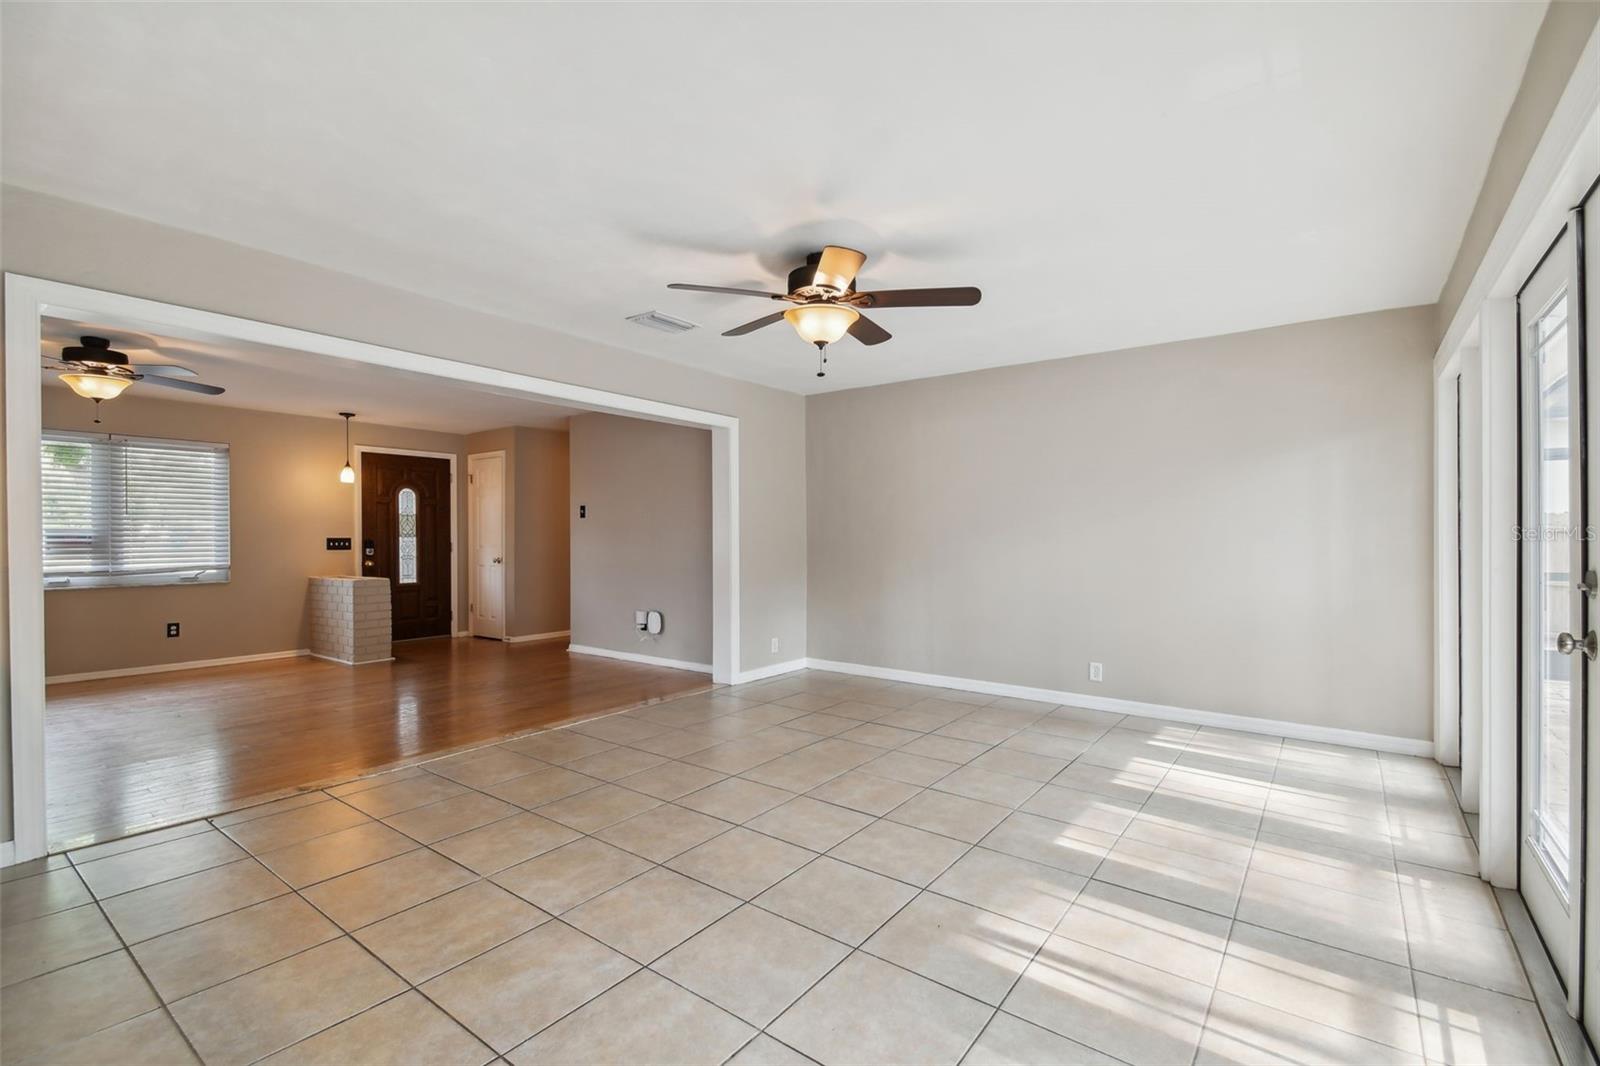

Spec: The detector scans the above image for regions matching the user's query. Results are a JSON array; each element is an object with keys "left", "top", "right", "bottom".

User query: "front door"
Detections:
[
  {"left": 1519, "top": 220, "right": 1586, "bottom": 1008},
  {"left": 362, "top": 451, "right": 452, "bottom": 641}
]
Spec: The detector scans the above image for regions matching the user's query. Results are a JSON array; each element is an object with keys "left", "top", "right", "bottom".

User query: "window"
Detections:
[
  {"left": 397, "top": 486, "right": 418, "bottom": 584},
  {"left": 41, "top": 431, "right": 231, "bottom": 588}
]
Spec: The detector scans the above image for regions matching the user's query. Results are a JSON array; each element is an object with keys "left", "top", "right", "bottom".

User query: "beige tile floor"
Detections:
[{"left": 0, "top": 670, "right": 1555, "bottom": 1065}]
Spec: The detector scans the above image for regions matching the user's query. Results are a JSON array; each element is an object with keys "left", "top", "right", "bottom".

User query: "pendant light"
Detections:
[{"left": 338, "top": 412, "right": 356, "bottom": 484}]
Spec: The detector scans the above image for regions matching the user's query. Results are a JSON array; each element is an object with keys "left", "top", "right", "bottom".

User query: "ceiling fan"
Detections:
[
  {"left": 669, "top": 246, "right": 980, "bottom": 376},
  {"left": 42, "top": 335, "right": 226, "bottom": 422}
]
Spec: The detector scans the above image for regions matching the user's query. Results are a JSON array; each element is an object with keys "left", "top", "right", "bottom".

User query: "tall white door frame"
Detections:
[
  {"left": 4, "top": 275, "right": 741, "bottom": 862},
  {"left": 468, "top": 450, "right": 508, "bottom": 640}
]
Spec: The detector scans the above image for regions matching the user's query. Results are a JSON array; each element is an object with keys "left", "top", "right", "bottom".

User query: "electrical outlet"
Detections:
[
  {"left": 166, "top": 622, "right": 181, "bottom": 639},
  {"left": 770, "top": 637, "right": 780, "bottom": 654},
  {"left": 1088, "top": 661, "right": 1103, "bottom": 683}
]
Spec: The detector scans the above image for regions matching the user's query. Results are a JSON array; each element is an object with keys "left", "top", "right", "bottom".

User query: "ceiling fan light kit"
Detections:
[
  {"left": 43, "top": 335, "right": 227, "bottom": 417},
  {"left": 668, "top": 246, "right": 980, "bottom": 377},
  {"left": 784, "top": 304, "right": 858, "bottom": 346},
  {"left": 59, "top": 371, "right": 132, "bottom": 401}
]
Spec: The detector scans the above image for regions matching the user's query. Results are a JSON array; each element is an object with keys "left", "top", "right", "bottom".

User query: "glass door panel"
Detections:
[{"left": 1521, "top": 224, "right": 1584, "bottom": 1002}]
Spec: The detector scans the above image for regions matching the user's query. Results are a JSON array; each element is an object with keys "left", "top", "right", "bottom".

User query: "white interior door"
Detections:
[
  {"left": 1519, "top": 221, "right": 1585, "bottom": 1008},
  {"left": 469, "top": 451, "right": 506, "bottom": 640}
]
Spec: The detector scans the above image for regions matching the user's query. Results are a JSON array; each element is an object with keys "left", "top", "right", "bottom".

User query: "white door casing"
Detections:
[{"left": 469, "top": 451, "right": 507, "bottom": 640}]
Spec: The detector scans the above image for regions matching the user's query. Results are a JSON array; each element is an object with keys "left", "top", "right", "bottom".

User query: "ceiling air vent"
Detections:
[{"left": 626, "top": 310, "right": 698, "bottom": 334}]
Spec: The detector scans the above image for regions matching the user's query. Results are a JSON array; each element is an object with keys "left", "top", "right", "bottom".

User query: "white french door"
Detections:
[
  {"left": 469, "top": 451, "right": 507, "bottom": 640},
  {"left": 1520, "top": 219, "right": 1586, "bottom": 1008}
]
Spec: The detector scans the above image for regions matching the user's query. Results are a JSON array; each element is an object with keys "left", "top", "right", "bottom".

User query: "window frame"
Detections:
[{"left": 41, "top": 429, "right": 232, "bottom": 590}]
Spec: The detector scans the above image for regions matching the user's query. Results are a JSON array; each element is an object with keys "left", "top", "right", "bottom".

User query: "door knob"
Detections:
[
  {"left": 493, "top": 556, "right": 503, "bottom": 564},
  {"left": 1556, "top": 631, "right": 1598, "bottom": 660}
]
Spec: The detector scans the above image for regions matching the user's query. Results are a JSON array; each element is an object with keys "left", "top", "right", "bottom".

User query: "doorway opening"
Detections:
[{"left": 6, "top": 275, "right": 740, "bottom": 860}]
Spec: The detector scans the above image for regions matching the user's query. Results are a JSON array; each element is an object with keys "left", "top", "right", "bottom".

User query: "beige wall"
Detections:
[
  {"left": 41, "top": 389, "right": 472, "bottom": 677},
  {"left": 2, "top": 185, "right": 809, "bottom": 844},
  {"left": 1437, "top": 0, "right": 1599, "bottom": 337},
  {"left": 569, "top": 414, "right": 712, "bottom": 666},
  {"left": 807, "top": 306, "right": 1437, "bottom": 741},
  {"left": 465, "top": 425, "right": 571, "bottom": 639}
]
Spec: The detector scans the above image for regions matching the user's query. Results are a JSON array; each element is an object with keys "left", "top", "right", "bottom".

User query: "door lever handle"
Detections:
[{"left": 1557, "top": 631, "right": 1598, "bottom": 661}]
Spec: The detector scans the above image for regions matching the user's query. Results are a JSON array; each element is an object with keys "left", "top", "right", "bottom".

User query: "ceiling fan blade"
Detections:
[
  {"left": 848, "top": 314, "right": 892, "bottom": 346},
  {"left": 814, "top": 246, "right": 866, "bottom": 292},
  {"left": 668, "top": 283, "right": 785, "bottom": 299},
  {"left": 854, "top": 287, "right": 982, "bottom": 309},
  {"left": 128, "top": 363, "right": 198, "bottom": 378},
  {"left": 138, "top": 374, "right": 225, "bottom": 396},
  {"left": 722, "top": 311, "right": 788, "bottom": 337}
]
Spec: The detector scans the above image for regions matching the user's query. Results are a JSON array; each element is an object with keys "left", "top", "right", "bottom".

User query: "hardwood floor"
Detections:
[{"left": 44, "top": 637, "right": 711, "bottom": 850}]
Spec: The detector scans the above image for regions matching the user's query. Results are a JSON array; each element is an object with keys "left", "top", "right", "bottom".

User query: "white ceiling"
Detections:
[
  {"left": 41, "top": 316, "right": 581, "bottom": 435},
  {"left": 3, "top": 3, "right": 1543, "bottom": 394}
]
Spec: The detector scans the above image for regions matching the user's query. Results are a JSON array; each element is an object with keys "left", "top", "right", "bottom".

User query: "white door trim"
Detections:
[
  {"left": 4, "top": 273, "right": 741, "bottom": 862},
  {"left": 1434, "top": 19, "right": 1600, "bottom": 894},
  {"left": 1435, "top": 359, "right": 1463, "bottom": 770},
  {"left": 467, "top": 449, "right": 507, "bottom": 640},
  {"left": 352, "top": 444, "right": 459, "bottom": 641}
]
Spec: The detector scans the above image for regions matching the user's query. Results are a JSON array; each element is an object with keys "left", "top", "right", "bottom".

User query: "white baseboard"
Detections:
[
  {"left": 307, "top": 653, "right": 396, "bottom": 667},
  {"left": 46, "top": 648, "right": 310, "bottom": 685},
  {"left": 0, "top": 841, "right": 14, "bottom": 868},
  {"left": 733, "top": 658, "right": 809, "bottom": 684},
  {"left": 567, "top": 643, "right": 712, "bottom": 674},
  {"left": 507, "top": 629, "right": 571, "bottom": 644},
  {"left": 804, "top": 657, "right": 1435, "bottom": 757},
  {"left": 454, "top": 630, "right": 471, "bottom": 638}
]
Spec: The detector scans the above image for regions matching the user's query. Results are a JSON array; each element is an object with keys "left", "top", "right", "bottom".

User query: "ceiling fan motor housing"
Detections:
[{"left": 62, "top": 335, "right": 130, "bottom": 367}]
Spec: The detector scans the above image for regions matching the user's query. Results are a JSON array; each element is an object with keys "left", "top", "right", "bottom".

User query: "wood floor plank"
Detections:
[{"left": 45, "top": 638, "right": 710, "bottom": 850}]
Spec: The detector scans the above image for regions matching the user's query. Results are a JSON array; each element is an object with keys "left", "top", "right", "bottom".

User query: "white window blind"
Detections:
[{"left": 42, "top": 431, "right": 231, "bottom": 588}]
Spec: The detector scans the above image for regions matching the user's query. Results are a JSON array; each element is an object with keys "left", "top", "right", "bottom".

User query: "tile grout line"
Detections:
[
  {"left": 1379, "top": 757, "right": 1436, "bottom": 1065},
  {"left": 73, "top": 859, "right": 211, "bottom": 1066},
  {"left": 1184, "top": 734, "right": 1280, "bottom": 1066}
]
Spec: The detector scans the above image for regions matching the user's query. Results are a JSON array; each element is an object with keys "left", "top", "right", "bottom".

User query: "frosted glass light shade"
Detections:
[
  {"left": 784, "top": 304, "right": 859, "bottom": 346},
  {"left": 60, "top": 372, "right": 132, "bottom": 400}
]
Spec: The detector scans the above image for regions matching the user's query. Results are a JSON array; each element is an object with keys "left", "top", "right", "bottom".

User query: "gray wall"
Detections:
[
  {"left": 1437, "top": 0, "right": 1599, "bottom": 338},
  {"left": 1, "top": 185, "right": 808, "bottom": 845},
  {"left": 807, "top": 306, "right": 1437, "bottom": 741},
  {"left": 569, "top": 414, "right": 712, "bottom": 666}
]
